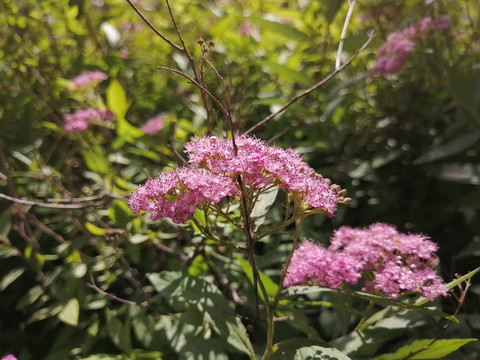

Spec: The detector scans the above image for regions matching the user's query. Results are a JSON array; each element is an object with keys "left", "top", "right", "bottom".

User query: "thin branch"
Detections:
[
  {"left": 202, "top": 55, "right": 237, "bottom": 149},
  {"left": 245, "top": 31, "right": 374, "bottom": 135},
  {"left": 157, "top": 66, "right": 230, "bottom": 118},
  {"left": 125, "top": 0, "right": 183, "bottom": 51},
  {"left": 0, "top": 193, "right": 118, "bottom": 209},
  {"left": 336, "top": 0, "right": 357, "bottom": 70},
  {"left": 88, "top": 275, "right": 138, "bottom": 306}
]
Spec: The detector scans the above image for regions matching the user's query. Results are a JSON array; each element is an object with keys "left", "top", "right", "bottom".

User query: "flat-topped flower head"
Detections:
[
  {"left": 284, "top": 223, "right": 447, "bottom": 301},
  {"left": 128, "top": 167, "right": 238, "bottom": 223},
  {"left": 185, "top": 135, "right": 340, "bottom": 216}
]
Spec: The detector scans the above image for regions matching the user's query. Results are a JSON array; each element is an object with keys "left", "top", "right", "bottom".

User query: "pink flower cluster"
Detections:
[
  {"left": 129, "top": 167, "right": 238, "bottom": 223},
  {"left": 1, "top": 355, "right": 17, "bottom": 360},
  {"left": 373, "top": 16, "right": 450, "bottom": 75},
  {"left": 141, "top": 116, "right": 164, "bottom": 135},
  {"left": 129, "top": 135, "right": 343, "bottom": 223},
  {"left": 64, "top": 108, "right": 115, "bottom": 133},
  {"left": 284, "top": 223, "right": 448, "bottom": 301},
  {"left": 185, "top": 135, "right": 340, "bottom": 216},
  {"left": 69, "top": 71, "right": 108, "bottom": 89}
]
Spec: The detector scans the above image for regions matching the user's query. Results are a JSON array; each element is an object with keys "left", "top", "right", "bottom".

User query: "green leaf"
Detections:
[
  {"left": 58, "top": 298, "right": 80, "bottom": 326},
  {"left": 245, "top": 16, "right": 312, "bottom": 43},
  {"left": 286, "top": 286, "right": 453, "bottom": 320},
  {"left": 323, "top": 0, "right": 344, "bottom": 23},
  {"left": 251, "top": 187, "right": 279, "bottom": 230},
  {"left": 105, "top": 308, "right": 132, "bottom": 353},
  {"left": 107, "top": 79, "right": 129, "bottom": 119},
  {"left": 106, "top": 80, "right": 143, "bottom": 141},
  {"left": 414, "top": 132, "right": 480, "bottom": 165},
  {"left": 262, "top": 61, "right": 313, "bottom": 86},
  {"left": 371, "top": 338, "right": 478, "bottom": 360},
  {"left": 85, "top": 222, "right": 108, "bottom": 236},
  {"left": 80, "top": 148, "right": 110, "bottom": 174},
  {"left": 0, "top": 267, "right": 24, "bottom": 291},
  {"left": 0, "top": 244, "right": 18, "bottom": 258},
  {"left": 157, "top": 273, "right": 255, "bottom": 357},
  {"left": 236, "top": 255, "right": 278, "bottom": 300},
  {"left": 293, "top": 345, "right": 352, "bottom": 360},
  {"left": 272, "top": 338, "right": 332, "bottom": 360}
]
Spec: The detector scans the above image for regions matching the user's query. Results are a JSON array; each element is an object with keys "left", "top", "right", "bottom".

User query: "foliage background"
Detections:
[{"left": 0, "top": 0, "right": 479, "bottom": 359}]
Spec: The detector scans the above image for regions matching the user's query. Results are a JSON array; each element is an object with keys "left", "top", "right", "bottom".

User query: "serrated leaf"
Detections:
[
  {"left": 156, "top": 273, "right": 255, "bottom": 357},
  {"left": 58, "top": 298, "right": 80, "bottom": 326},
  {"left": 293, "top": 345, "right": 352, "bottom": 360},
  {"left": 371, "top": 338, "right": 477, "bottom": 360},
  {"left": 251, "top": 186, "right": 279, "bottom": 230}
]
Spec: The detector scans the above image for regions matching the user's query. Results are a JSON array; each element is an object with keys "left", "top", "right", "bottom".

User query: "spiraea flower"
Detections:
[
  {"left": 1, "top": 355, "right": 18, "bottom": 360},
  {"left": 69, "top": 71, "right": 108, "bottom": 89},
  {"left": 284, "top": 223, "right": 448, "bottom": 301},
  {"left": 184, "top": 135, "right": 341, "bottom": 216},
  {"left": 128, "top": 167, "right": 238, "bottom": 224},
  {"left": 141, "top": 116, "right": 165, "bottom": 135},
  {"left": 283, "top": 240, "right": 362, "bottom": 288},
  {"left": 373, "top": 15, "right": 450, "bottom": 75},
  {"left": 64, "top": 108, "right": 115, "bottom": 133},
  {"left": 130, "top": 134, "right": 344, "bottom": 223}
]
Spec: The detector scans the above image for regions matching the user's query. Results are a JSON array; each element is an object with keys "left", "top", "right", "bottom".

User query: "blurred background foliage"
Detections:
[{"left": 0, "top": 0, "right": 479, "bottom": 359}]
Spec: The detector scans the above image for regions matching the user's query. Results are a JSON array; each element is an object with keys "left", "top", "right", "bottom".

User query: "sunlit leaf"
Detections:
[
  {"left": 58, "top": 298, "right": 80, "bottom": 326},
  {"left": 293, "top": 345, "right": 352, "bottom": 360},
  {"left": 371, "top": 338, "right": 477, "bottom": 360},
  {"left": 0, "top": 267, "right": 24, "bottom": 291},
  {"left": 236, "top": 255, "right": 278, "bottom": 300}
]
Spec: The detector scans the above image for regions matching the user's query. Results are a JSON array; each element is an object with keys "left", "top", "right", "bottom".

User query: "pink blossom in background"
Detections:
[
  {"left": 239, "top": 21, "right": 253, "bottom": 36},
  {"left": 128, "top": 167, "right": 238, "bottom": 223},
  {"left": 372, "top": 30, "right": 416, "bottom": 74},
  {"left": 69, "top": 71, "right": 108, "bottom": 88},
  {"left": 435, "top": 15, "right": 450, "bottom": 30},
  {"left": 373, "top": 15, "right": 450, "bottom": 75},
  {"left": 64, "top": 108, "right": 115, "bottom": 133},
  {"left": 141, "top": 116, "right": 164, "bottom": 135},
  {"left": 1, "top": 355, "right": 18, "bottom": 360},
  {"left": 284, "top": 223, "right": 448, "bottom": 301}
]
